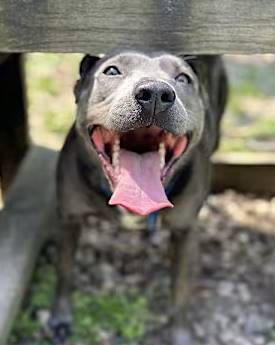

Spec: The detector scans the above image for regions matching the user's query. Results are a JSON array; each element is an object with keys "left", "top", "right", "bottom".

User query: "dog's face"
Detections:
[{"left": 74, "top": 51, "right": 207, "bottom": 216}]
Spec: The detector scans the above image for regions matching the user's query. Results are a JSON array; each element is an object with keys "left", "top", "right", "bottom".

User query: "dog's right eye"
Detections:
[
  {"left": 103, "top": 66, "right": 121, "bottom": 76},
  {"left": 175, "top": 73, "right": 192, "bottom": 85}
]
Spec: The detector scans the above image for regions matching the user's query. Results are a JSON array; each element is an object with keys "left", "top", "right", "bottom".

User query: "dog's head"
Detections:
[{"left": 74, "top": 50, "right": 227, "bottom": 216}]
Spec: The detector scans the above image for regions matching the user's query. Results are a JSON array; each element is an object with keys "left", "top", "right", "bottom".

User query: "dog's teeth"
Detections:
[
  {"left": 112, "top": 137, "right": 120, "bottom": 173},
  {"left": 159, "top": 142, "right": 166, "bottom": 169},
  {"left": 114, "top": 137, "right": 120, "bottom": 149}
]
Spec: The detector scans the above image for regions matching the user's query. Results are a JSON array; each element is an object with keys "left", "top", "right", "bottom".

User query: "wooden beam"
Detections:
[
  {"left": 0, "top": 146, "right": 59, "bottom": 345},
  {"left": 211, "top": 161, "right": 275, "bottom": 196},
  {"left": 0, "top": 0, "right": 275, "bottom": 54}
]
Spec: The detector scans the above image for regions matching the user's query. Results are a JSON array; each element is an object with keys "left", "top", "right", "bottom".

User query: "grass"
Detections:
[
  {"left": 72, "top": 291, "right": 149, "bottom": 343},
  {"left": 9, "top": 265, "right": 56, "bottom": 343},
  {"left": 25, "top": 53, "right": 82, "bottom": 148},
  {"left": 9, "top": 265, "right": 151, "bottom": 345},
  {"left": 220, "top": 57, "right": 275, "bottom": 152}
]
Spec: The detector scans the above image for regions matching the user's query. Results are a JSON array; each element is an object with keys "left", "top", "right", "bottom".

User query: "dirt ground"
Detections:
[{"left": 15, "top": 190, "right": 275, "bottom": 345}]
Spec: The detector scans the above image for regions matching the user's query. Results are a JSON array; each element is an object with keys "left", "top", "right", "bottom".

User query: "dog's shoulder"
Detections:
[{"left": 57, "top": 124, "right": 96, "bottom": 220}]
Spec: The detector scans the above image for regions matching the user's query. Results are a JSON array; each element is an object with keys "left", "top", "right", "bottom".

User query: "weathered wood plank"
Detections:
[
  {"left": 0, "top": 0, "right": 275, "bottom": 54},
  {"left": 211, "top": 161, "right": 275, "bottom": 196},
  {"left": 0, "top": 146, "right": 59, "bottom": 345}
]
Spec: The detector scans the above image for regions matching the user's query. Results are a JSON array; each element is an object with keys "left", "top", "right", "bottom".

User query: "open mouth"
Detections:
[{"left": 89, "top": 125, "right": 190, "bottom": 216}]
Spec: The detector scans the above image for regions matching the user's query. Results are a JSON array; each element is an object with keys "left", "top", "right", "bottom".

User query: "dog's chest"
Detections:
[{"left": 118, "top": 210, "right": 162, "bottom": 232}]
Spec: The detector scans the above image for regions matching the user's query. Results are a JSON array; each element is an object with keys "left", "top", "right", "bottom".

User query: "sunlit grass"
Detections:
[
  {"left": 221, "top": 57, "right": 275, "bottom": 152},
  {"left": 25, "top": 53, "right": 82, "bottom": 148}
]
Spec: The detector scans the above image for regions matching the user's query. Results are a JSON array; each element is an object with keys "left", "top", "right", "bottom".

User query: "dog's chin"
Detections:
[{"left": 87, "top": 124, "right": 191, "bottom": 216}]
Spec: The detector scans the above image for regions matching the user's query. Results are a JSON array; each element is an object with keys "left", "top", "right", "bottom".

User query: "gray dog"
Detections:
[{"left": 50, "top": 50, "right": 228, "bottom": 344}]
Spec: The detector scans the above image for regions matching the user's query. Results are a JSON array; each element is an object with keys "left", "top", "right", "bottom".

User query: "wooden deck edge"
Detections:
[
  {"left": 211, "top": 161, "right": 275, "bottom": 196},
  {"left": 0, "top": 146, "right": 60, "bottom": 345}
]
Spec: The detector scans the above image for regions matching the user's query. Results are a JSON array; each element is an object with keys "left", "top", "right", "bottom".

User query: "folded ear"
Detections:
[
  {"left": 181, "top": 55, "right": 228, "bottom": 154},
  {"left": 196, "top": 56, "right": 228, "bottom": 153},
  {"left": 79, "top": 54, "right": 100, "bottom": 78},
  {"left": 74, "top": 54, "right": 100, "bottom": 103}
]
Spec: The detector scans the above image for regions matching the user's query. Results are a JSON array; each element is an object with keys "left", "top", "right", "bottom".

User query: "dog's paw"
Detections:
[
  {"left": 49, "top": 320, "right": 72, "bottom": 345},
  {"left": 171, "top": 327, "right": 195, "bottom": 345},
  {"left": 48, "top": 306, "right": 73, "bottom": 344}
]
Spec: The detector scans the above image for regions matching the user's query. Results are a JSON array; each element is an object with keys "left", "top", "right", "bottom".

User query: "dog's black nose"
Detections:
[{"left": 135, "top": 81, "right": 176, "bottom": 114}]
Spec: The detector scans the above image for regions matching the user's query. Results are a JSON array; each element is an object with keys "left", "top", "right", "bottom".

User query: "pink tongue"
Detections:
[{"left": 109, "top": 149, "right": 173, "bottom": 216}]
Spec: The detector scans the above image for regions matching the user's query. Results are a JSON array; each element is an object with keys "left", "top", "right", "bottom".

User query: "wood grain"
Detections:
[
  {"left": 0, "top": 0, "right": 275, "bottom": 54},
  {"left": 211, "top": 162, "right": 275, "bottom": 196}
]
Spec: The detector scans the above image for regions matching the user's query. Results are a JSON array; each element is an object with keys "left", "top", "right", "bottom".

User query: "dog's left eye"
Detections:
[
  {"left": 103, "top": 66, "right": 121, "bottom": 76},
  {"left": 175, "top": 73, "right": 192, "bottom": 85}
]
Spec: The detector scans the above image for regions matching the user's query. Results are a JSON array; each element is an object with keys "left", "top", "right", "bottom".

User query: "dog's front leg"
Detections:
[
  {"left": 170, "top": 229, "right": 198, "bottom": 345},
  {"left": 49, "top": 221, "right": 81, "bottom": 344}
]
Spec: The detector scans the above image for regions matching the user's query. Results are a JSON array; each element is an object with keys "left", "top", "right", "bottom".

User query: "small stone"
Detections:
[
  {"left": 237, "top": 283, "right": 251, "bottom": 303},
  {"left": 218, "top": 281, "right": 234, "bottom": 297},
  {"left": 244, "top": 314, "right": 268, "bottom": 335},
  {"left": 253, "top": 335, "right": 266, "bottom": 345},
  {"left": 37, "top": 309, "right": 50, "bottom": 325},
  {"left": 193, "top": 322, "right": 205, "bottom": 338}
]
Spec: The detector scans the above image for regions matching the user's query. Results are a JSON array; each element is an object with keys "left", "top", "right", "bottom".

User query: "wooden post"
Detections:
[
  {"left": 0, "top": 146, "right": 59, "bottom": 345},
  {"left": 0, "top": 54, "right": 29, "bottom": 197}
]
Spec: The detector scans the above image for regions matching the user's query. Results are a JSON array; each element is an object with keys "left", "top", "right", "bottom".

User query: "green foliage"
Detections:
[
  {"left": 10, "top": 265, "right": 56, "bottom": 343},
  {"left": 43, "top": 109, "right": 74, "bottom": 134},
  {"left": 9, "top": 311, "right": 40, "bottom": 343},
  {"left": 249, "top": 117, "right": 275, "bottom": 139},
  {"left": 25, "top": 53, "right": 81, "bottom": 146},
  {"left": 220, "top": 59, "right": 275, "bottom": 152},
  {"left": 30, "top": 265, "right": 56, "bottom": 309},
  {"left": 73, "top": 291, "right": 150, "bottom": 344},
  {"left": 219, "top": 138, "right": 247, "bottom": 153},
  {"left": 10, "top": 264, "right": 150, "bottom": 344},
  {"left": 227, "top": 61, "right": 275, "bottom": 98}
]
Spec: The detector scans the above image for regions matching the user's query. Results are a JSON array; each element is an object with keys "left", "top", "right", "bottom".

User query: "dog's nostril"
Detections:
[
  {"left": 136, "top": 89, "right": 152, "bottom": 102},
  {"left": 161, "top": 90, "right": 175, "bottom": 103}
]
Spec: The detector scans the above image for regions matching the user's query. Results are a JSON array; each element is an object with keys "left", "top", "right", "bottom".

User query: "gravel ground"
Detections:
[
  {"left": 66, "top": 190, "right": 275, "bottom": 345},
  {"left": 15, "top": 190, "right": 275, "bottom": 345}
]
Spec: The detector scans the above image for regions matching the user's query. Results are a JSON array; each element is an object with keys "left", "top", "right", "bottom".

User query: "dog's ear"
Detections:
[
  {"left": 79, "top": 54, "right": 100, "bottom": 78},
  {"left": 180, "top": 55, "right": 228, "bottom": 153},
  {"left": 74, "top": 55, "right": 100, "bottom": 103},
  {"left": 194, "top": 56, "right": 228, "bottom": 153},
  {"left": 181, "top": 55, "right": 199, "bottom": 73}
]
